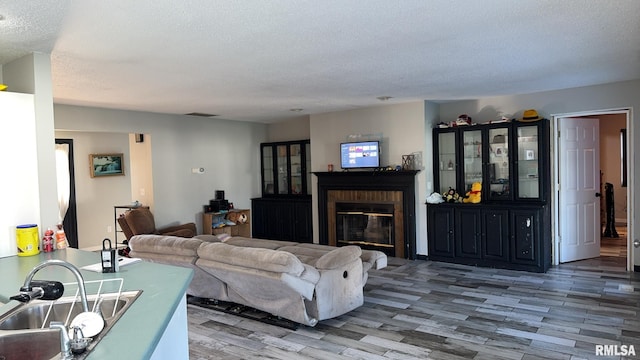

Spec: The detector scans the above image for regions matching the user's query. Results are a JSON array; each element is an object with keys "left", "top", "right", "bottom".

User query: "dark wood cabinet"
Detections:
[
  {"left": 511, "top": 208, "right": 542, "bottom": 265},
  {"left": 482, "top": 208, "right": 509, "bottom": 262},
  {"left": 427, "top": 205, "right": 454, "bottom": 258},
  {"left": 455, "top": 208, "right": 482, "bottom": 259},
  {"left": 251, "top": 197, "right": 312, "bottom": 243},
  {"left": 253, "top": 139, "right": 312, "bottom": 242},
  {"left": 427, "top": 204, "right": 550, "bottom": 272},
  {"left": 428, "top": 120, "right": 551, "bottom": 272}
]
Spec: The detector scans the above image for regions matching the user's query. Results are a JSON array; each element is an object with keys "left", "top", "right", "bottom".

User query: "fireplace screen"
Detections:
[{"left": 336, "top": 203, "right": 394, "bottom": 249}]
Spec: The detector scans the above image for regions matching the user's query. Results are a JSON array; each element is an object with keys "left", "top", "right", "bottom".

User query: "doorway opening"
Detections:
[{"left": 552, "top": 109, "right": 633, "bottom": 271}]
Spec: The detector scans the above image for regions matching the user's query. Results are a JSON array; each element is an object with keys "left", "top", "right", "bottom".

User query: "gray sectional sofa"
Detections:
[{"left": 127, "top": 234, "right": 387, "bottom": 326}]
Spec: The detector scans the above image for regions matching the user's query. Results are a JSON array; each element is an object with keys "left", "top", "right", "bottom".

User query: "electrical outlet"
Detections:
[{"left": 107, "top": 225, "right": 112, "bottom": 233}]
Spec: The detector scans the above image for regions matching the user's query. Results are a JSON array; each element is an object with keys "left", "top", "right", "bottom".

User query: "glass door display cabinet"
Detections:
[
  {"left": 461, "top": 128, "right": 483, "bottom": 195},
  {"left": 429, "top": 120, "right": 551, "bottom": 273},
  {"left": 434, "top": 128, "right": 458, "bottom": 194},
  {"left": 260, "top": 139, "right": 311, "bottom": 197},
  {"left": 515, "top": 124, "right": 542, "bottom": 200},
  {"left": 433, "top": 121, "right": 547, "bottom": 202},
  {"left": 485, "top": 125, "right": 512, "bottom": 201},
  {"left": 254, "top": 139, "right": 313, "bottom": 243}
]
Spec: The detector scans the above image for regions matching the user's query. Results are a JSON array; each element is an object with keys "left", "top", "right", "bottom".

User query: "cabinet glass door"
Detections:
[
  {"left": 462, "top": 129, "right": 483, "bottom": 192},
  {"left": 487, "top": 127, "right": 510, "bottom": 200},
  {"left": 436, "top": 131, "right": 457, "bottom": 194},
  {"left": 305, "top": 142, "right": 311, "bottom": 195},
  {"left": 276, "top": 145, "right": 289, "bottom": 195},
  {"left": 516, "top": 125, "right": 540, "bottom": 198},
  {"left": 262, "top": 145, "right": 274, "bottom": 194},
  {"left": 290, "top": 144, "right": 303, "bottom": 195}
]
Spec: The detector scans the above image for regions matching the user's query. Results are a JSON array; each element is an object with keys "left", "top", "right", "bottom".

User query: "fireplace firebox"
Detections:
[{"left": 336, "top": 203, "right": 394, "bottom": 253}]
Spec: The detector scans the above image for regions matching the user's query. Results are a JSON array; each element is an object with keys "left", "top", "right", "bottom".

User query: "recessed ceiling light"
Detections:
[
  {"left": 289, "top": 108, "right": 304, "bottom": 112},
  {"left": 376, "top": 96, "right": 393, "bottom": 101}
]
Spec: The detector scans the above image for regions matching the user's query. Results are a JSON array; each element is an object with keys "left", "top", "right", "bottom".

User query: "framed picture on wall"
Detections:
[{"left": 90, "top": 153, "right": 124, "bottom": 178}]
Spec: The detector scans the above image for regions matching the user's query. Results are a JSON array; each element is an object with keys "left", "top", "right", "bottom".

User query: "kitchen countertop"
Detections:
[{"left": 0, "top": 248, "right": 193, "bottom": 359}]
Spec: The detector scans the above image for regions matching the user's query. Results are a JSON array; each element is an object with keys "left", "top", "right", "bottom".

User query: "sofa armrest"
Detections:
[
  {"left": 360, "top": 249, "right": 387, "bottom": 270},
  {"left": 117, "top": 216, "right": 134, "bottom": 240},
  {"left": 314, "top": 245, "right": 362, "bottom": 270}
]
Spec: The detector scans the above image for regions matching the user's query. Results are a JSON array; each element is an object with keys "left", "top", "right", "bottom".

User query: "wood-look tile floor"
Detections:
[
  {"left": 601, "top": 225, "right": 628, "bottom": 258},
  {"left": 188, "top": 256, "right": 640, "bottom": 360}
]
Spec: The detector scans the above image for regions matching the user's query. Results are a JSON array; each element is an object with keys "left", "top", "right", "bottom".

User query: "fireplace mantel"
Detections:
[{"left": 315, "top": 170, "right": 418, "bottom": 259}]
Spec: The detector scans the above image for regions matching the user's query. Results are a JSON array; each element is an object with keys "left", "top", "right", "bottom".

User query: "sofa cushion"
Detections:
[
  {"left": 193, "top": 234, "right": 221, "bottom": 242},
  {"left": 224, "top": 237, "right": 298, "bottom": 250},
  {"left": 198, "top": 242, "right": 305, "bottom": 276},
  {"left": 129, "top": 234, "right": 202, "bottom": 257}
]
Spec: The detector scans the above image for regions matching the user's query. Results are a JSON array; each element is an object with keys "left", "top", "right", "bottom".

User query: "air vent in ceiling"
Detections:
[{"left": 185, "top": 112, "right": 218, "bottom": 117}]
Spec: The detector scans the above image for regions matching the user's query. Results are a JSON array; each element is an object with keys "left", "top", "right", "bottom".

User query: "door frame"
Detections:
[{"left": 552, "top": 108, "right": 633, "bottom": 271}]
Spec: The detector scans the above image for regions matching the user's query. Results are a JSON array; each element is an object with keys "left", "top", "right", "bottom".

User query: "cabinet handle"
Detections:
[{"left": 526, "top": 218, "right": 531, "bottom": 227}]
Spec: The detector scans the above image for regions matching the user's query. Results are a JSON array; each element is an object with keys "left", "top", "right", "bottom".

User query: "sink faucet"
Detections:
[{"left": 19, "top": 259, "right": 89, "bottom": 313}]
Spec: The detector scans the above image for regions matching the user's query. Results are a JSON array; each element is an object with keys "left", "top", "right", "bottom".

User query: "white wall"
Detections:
[
  {"left": 128, "top": 133, "right": 154, "bottom": 207},
  {"left": 55, "top": 130, "right": 132, "bottom": 249},
  {"left": 0, "top": 92, "right": 40, "bottom": 257},
  {"left": 309, "top": 101, "right": 430, "bottom": 256},
  {"left": 439, "top": 79, "right": 639, "bottom": 267},
  {"left": 54, "top": 105, "right": 268, "bottom": 245},
  {"left": 3, "top": 53, "right": 59, "bottom": 234}
]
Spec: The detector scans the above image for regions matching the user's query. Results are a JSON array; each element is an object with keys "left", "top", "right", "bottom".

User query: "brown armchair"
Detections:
[{"left": 117, "top": 207, "right": 196, "bottom": 240}]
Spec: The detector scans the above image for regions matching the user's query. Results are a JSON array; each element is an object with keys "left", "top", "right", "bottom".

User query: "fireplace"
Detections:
[
  {"left": 336, "top": 203, "right": 395, "bottom": 255},
  {"left": 315, "top": 171, "right": 418, "bottom": 259}
]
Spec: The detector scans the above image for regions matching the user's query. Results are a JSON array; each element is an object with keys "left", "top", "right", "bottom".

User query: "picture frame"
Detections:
[{"left": 89, "top": 153, "right": 124, "bottom": 178}]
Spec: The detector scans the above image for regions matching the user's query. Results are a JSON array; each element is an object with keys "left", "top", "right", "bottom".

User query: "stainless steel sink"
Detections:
[
  {"left": 0, "top": 329, "right": 61, "bottom": 360},
  {"left": 0, "top": 290, "right": 142, "bottom": 359}
]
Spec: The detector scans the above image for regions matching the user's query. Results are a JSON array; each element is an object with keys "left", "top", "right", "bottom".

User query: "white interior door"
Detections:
[{"left": 558, "top": 117, "right": 601, "bottom": 262}]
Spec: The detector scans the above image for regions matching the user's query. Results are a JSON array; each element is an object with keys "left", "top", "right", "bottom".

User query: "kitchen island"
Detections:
[{"left": 0, "top": 248, "right": 193, "bottom": 359}]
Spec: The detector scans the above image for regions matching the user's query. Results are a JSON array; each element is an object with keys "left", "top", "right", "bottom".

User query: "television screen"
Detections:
[{"left": 340, "top": 141, "right": 380, "bottom": 169}]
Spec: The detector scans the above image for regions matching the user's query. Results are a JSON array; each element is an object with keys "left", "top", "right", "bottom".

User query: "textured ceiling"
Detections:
[{"left": 1, "top": 1, "right": 640, "bottom": 123}]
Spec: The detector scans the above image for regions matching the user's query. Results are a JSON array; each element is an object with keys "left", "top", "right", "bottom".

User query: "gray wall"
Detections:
[{"left": 55, "top": 105, "right": 267, "bottom": 249}]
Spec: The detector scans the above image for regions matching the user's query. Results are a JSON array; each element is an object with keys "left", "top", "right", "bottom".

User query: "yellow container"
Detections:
[{"left": 16, "top": 224, "right": 40, "bottom": 257}]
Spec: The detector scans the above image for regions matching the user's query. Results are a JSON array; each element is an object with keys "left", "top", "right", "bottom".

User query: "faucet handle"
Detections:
[
  {"left": 50, "top": 321, "right": 74, "bottom": 360},
  {"left": 71, "top": 325, "right": 85, "bottom": 340}
]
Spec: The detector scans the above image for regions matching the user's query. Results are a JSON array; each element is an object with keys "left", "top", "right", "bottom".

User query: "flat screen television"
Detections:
[{"left": 340, "top": 141, "right": 380, "bottom": 169}]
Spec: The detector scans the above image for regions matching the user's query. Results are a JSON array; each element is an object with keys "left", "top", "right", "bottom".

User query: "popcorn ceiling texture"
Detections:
[{"left": 1, "top": 1, "right": 639, "bottom": 123}]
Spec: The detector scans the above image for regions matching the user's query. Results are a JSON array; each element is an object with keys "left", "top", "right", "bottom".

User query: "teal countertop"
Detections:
[{"left": 0, "top": 249, "right": 193, "bottom": 359}]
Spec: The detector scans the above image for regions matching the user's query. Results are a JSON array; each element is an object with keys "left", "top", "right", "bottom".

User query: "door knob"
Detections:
[
  {"left": 634, "top": 239, "right": 640, "bottom": 248},
  {"left": 595, "top": 192, "right": 601, "bottom": 197}
]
